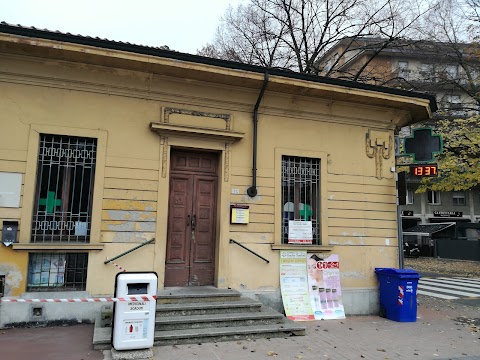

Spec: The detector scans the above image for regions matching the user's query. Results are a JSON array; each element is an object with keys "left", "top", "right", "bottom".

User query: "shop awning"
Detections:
[{"left": 403, "top": 222, "right": 455, "bottom": 236}]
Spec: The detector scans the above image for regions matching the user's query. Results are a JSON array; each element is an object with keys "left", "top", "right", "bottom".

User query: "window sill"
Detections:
[
  {"left": 271, "top": 244, "right": 334, "bottom": 252},
  {"left": 12, "top": 243, "right": 104, "bottom": 251}
]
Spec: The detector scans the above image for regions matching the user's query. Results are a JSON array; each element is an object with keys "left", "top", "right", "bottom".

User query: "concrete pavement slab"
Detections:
[{"left": 0, "top": 323, "right": 104, "bottom": 360}]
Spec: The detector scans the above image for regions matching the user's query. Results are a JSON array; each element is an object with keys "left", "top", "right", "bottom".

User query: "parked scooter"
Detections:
[{"left": 403, "top": 242, "right": 420, "bottom": 258}]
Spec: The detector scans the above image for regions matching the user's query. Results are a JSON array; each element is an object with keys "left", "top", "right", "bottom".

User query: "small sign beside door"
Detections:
[{"left": 230, "top": 204, "right": 249, "bottom": 224}]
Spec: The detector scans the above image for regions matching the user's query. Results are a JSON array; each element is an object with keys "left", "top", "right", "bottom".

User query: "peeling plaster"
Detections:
[
  {"left": 240, "top": 195, "right": 262, "bottom": 203},
  {"left": 329, "top": 237, "right": 366, "bottom": 246},
  {"left": 111, "top": 232, "right": 154, "bottom": 243},
  {"left": 257, "top": 285, "right": 277, "bottom": 291},
  {"left": 341, "top": 271, "right": 368, "bottom": 280},
  {"left": 352, "top": 232, "right": 366, "bottom": 238},
  {"left": 106, "top": 210, "right": 156, "bottom": 222},
  {"left": 105, "top": 221, "right": 155, "bottom": 232},
  {"left": 0, "top": 264, "right": 23, "bottom": 296}
]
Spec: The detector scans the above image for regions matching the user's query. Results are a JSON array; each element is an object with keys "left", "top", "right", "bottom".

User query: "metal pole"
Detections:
[
  {"left": 398, "top": 204, "right": 405, "bottom": 269},
  {"left": 397, "top": 172, "right": 405, "bottom": 269}
]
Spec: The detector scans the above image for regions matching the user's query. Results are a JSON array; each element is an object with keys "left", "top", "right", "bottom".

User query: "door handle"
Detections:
[
  {"left": 191, "top": 215, "right": 196, "bottom": 230},
  {"left": 187, "top": 215, "right": 191, "bottom": 227}
]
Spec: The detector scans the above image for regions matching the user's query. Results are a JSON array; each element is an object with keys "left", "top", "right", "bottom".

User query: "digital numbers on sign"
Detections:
[{"left": 410, "top": 164, "right": 438, "bottom": 177}]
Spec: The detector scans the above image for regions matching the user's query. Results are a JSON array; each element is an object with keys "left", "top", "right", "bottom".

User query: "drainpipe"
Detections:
[{"left": 247, "top": 72, "right": 269, "bottom": 198}]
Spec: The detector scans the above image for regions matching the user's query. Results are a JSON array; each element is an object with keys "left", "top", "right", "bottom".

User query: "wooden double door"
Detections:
[{"left": 164, "top": 150, "right": 218, "bottom": 287}]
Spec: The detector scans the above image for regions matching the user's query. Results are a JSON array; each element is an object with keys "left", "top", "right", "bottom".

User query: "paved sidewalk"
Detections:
[
  {"left": 0, "top": 323, "right": 103, "bottom": 360},
  {"left": 1, "top": 296, "right": 479, "bottom": 360}
]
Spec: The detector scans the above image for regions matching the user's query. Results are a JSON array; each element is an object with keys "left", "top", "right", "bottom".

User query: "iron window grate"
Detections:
[
  {"left": 32, "top": 134, "right": 97, "bottom": 243},
  {"left": 281, "top": 156, "right": 320, "bottom": 244},
  {"left": 27, "top": 253, "right": 88, "bottom": 291}
]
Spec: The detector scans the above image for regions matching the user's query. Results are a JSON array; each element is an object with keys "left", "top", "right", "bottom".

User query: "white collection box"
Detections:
[{"left": 112, "top": 272, "right": 158, "bottom": 350}]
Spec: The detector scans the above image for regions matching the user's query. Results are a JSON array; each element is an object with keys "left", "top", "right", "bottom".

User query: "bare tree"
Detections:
[
  {"left": 411, "top": 0, "right": 480, "bottom": 110},
  {"left": 198, "top": 0, "right": 434, "bottom": 77},
  {"left": 465, "top": 0, "right": 480, "bottom": 24}
]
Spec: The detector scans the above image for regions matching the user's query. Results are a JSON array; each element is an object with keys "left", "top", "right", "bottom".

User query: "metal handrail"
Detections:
[
  {"left": 104, "top": 238, "right": 155, "bottom": 264},
  {"left": 229, "top": 239, "right": 269, "bottom": 264}
]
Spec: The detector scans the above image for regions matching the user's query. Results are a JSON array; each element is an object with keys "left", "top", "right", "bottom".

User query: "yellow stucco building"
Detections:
[{"left": 0, "top": 23, "right": 436, "bottom": 326}]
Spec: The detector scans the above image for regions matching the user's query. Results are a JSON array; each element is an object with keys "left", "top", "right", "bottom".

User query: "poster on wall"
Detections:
[
  {"left": 279, "top": 250, "right": 314, "bottom": 321},
  {"left": 288, "top": 220, "right": 313, "bottom": 244},
  {"left": 306, "top": 253, "right": 345, "bottom": 320},
  {"left": 29, "top": 254, "right": 66, "bottom": 287},
  {"left": 280, "top": 251, "right": 345, "bottom": 321}
]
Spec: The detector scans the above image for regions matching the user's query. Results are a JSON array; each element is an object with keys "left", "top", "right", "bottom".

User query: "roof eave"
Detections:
[{"left": 0, "top": 22, "right": 437, "bottom": 123}]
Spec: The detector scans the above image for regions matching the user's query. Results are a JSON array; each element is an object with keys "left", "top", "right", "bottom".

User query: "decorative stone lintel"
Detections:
[
  {"left": 150, "top": 122, "right": 244, "bottom": 143},
  {"left": 162, "top": 107, "right": 231, "bottom": 130}
]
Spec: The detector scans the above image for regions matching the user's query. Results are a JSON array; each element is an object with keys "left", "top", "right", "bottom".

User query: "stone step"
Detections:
[
  {"left": 155, "top": 307, "right": 283, "bottom": 331},
  {"left": 156, "top": 286, "right": 241, "bottom": 304},
  {"left": 93, "top": 287, "right": 306, "bottom": 351},
  {"left": 93, "top": 319, "right": 306, "bottom": 350},
  {"left": 152, "top": 321, "right": 306, "bottom": 347},
  {"left": 156, "top": 298, "right": 262, "bottom": 316}
]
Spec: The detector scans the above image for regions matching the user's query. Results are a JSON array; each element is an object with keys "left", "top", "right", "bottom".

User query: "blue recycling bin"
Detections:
[{"left": 375, "top": 268, "right": 421, "bottom": 322}]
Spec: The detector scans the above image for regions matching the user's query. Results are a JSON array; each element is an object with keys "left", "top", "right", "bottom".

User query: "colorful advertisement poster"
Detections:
[
  {"left": 306, "top": 253, "right": 345, "bottom": 320},
  {"left": 280, "top": 251, "right": 346, "bottom": 321},
  {"left": 279, "top": 250, "right": 314, "bottom": 321}
]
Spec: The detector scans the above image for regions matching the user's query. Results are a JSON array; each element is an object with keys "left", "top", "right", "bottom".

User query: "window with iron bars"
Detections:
[
  {"left": 281, "top": 156, "right": 320, "bottom": 244},
  {"left": 31, "top": 134, "right": 97, "bottom": 243},
  {"left": 27, "top": 253, "right": 88, "bottom": 291}
]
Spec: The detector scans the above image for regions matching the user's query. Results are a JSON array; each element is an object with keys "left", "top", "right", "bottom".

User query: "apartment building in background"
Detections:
[{"left": 318, "top": 37, "right": 480, "bottom": 259}]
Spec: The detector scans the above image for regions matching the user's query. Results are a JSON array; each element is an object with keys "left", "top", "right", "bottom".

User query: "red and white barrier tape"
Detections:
[
  {"left": 105, "top": 258, "right": 127, "bottom": 272},
  {"left": 106, "top": 258, "right": 127, "bottom": 272},
  {"left": 0, "top": 295, "right": 156, "bottom": 303}
]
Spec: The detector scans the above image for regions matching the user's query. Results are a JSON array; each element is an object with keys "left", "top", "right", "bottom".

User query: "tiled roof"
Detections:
[
  {"left": 0, "top": 21, "right": 171, "bottom": 51},
  {"left": 0, "top": 21, "right": 438, "bottom": 114}
]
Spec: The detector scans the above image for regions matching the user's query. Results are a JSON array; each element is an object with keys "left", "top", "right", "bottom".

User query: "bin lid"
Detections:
[{"left": 375, "top": 268, "right": 421, "bottom": 279}]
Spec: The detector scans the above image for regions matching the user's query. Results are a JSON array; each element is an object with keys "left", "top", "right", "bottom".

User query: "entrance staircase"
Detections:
[{"left": 93, "top": 287, "right": 305, "bottom": 349}]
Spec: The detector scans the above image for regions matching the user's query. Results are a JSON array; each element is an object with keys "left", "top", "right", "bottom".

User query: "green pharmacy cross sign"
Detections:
[
  {"left": 39, "top": 191, "right": 62, "bottom": 214},
  {"left": 404, "top": 128, "right": 443, "bottom": 163}
]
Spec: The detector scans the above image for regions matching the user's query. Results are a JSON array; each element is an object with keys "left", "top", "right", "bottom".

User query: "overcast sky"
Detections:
[{"left": 0, "top": 0, "right": 245, "bottom": 54}]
